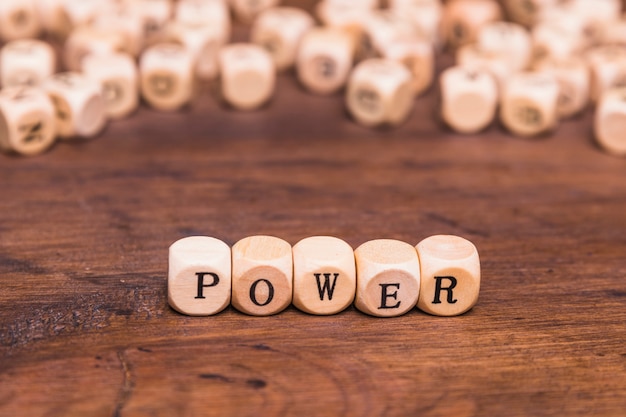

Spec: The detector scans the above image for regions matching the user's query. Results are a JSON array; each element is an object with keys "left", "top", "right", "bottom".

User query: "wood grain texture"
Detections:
[{"left": 1, "top": 1, "right": 626, "bottom": 415}]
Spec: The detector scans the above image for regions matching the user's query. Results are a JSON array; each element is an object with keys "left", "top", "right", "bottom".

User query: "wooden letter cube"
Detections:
[
  {"left": 346, "top": 58, "right": 414, "bottom": 127},
  {"left": 382, "top": 40, "right": 434, "bottom": 96},
  {"left": 533, "top": 57, "right": 590, "bottom": 119},
  {"left": 139, "top": 43, "right": 195, "bottom": 111},
  {"left": 586, "top": 46, "right": 626, "bottom": 103},
  {"left": 477, "top": 21, "right": 532, "bottom": 72},
  {"left": 440, "top": 65, "right": 498, "bottom": 134},
  {"left": 456, "top": 43, "right": 511, "bottom": 92},
  {"left": 500, "top": 72, "right": 559, "bottom": 137},
  {"left": 126, "top": 0, "right": 173, "bottom": 47},
  {"left": 388, "top": 0, "right": 443, "bottom": 47},
  {"left": 441, "top": 0, "right": 502, "bottom": 49},
  {"left": 218, "top": 43, "right": 276, "bottom": 110},
  {"left": 64, "top": 27, "right": 126, "bottom": 72},
  {"left": 168, "top": 236, "right": 231, "bottom": 316},
  {"left": 82, "top": 52, "right": 139, "bottom": 120},
  {"left": 416, "top": 235, "right": 480, "bottom": 316},
  {"left": 43, "top": 72, "right": 107, "bottom": 139},
  {"left": 354, "top": 239, "right": 420, "bottom": 317},
  {"left": 251, "top": 7, "right": 315, "bottom": 72},
  {"left": 0, "top": 40, "right": 55, "bottom": 88},
  {"left": 0, "top": 87, "right": 56, "bottom": 156},
  {"left": 166, "top": 22, "right": 225, "bottom": 81},
  {"left": 594, "top": 87, "right": 626, "bottom": 156},
  {"left": 232, "top": 236, "right": 293, "bottom": 316},
  {"left": 297, "top": 27, "right": 354, "bottom": 95},
  {"left": 292, "top": 236, "right": 356, "bottom": 315},
  {"left": 175, "top": 0, "right": 230, "bottom": 44},
  {"left": 0, "top": 0, "right": 40, "bottom": 41}
]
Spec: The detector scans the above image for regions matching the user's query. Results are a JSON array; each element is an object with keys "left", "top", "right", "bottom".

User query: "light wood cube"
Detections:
[
  {"left": 346, "top": 58, "right": 414, "bottom": 127},
  {"left": 440, "top": 0, "right": 502, "bottom": 49},
  {"left": 477, "top": 21, "right": 532, "bottom": 72},
  {"left": 361, "top": 10, "right": 421, "bottom": 57},
  {"left": 0, "top": 87, "right": 56, "bottom": 156},
  {"left": 251, "top": 7, "right": 314, "bottom": 72},
  {"left": 315, "top": 0, "right": 373, "bottom": 32},
  {"left": 381, "top": 39, "right": 434, "bottom": 96},
  {"left": 416, "top": 235, "right": 480, "bottom": 316},
  {"left": 82, "top": 52, "right": 139, "bottom": 120},
  {"left": 532, "top": 22, "right": 583, "bottom": 63},
  {"left": 43, "top": 72, "right": 107, "bottom": 139},
  {"left": 218, "top": 43, "right": 275, "bottom": 110},
  {"left": 500, "top": 72, "right": 559, "bottom": 137},
  {"left": 297, "top": 28, "right": 355, "bottom": 95},
  {"left": 92, "top": 12, "right": 145, "bottom": 58},
  {"left": 533, "top": 57, "right": 589, "bottom": 118},
  {"left": 139, "top": 43, "right": 195, "bottom": 111},
  {"left": 0, "top": 0, "right": 40, "bottom": 41},
  {"left": 586, "top": 46, "right": 626, "bottom": 103},
  {"left": 388, "top": 0, "right": 443, "bottom": 47},
  {"left": 440, "top": 65, "right": 498, "bottom": 134},
  {"left": 168, "top": 236, "right": 231, "bottom": 316},
  {"left": 567, "top": 0, "right": 621, "bottom": 45},
  {"left": 456, "top": 43, "right": 511, "bottom": 92},
  {"left": 231, "top": 235, "right": 293, "bottom": 316},
  {"left": 229, "top": 0, "right": 279, "bottom": 23},
  {"left": 354, "top": 239, "right": 420, "bottom": 317},
  {"left": 64, "top": 27, "right": 126, "bottom": 72},
  {"left": 0, "top": 40, "right": 56, "bottom": 88},
  {"left": 174, "top": 0, "right": 230, "bottom": 45},
  {"left": 594, "top": 87, "right": 626, "bottom": 156},
  {"left": 292, "top": 236, "right": 356, "bottom": 315},
  {"left": 167, "top": 21, "right": 225, "bottom": 80}
]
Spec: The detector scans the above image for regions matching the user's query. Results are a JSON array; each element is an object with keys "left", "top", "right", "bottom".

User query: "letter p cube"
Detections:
[
  {"left": 168, "top": 236, "right": 231, "bottom": 316},
  {"left": 416, "top": 235, "right": 480, "bottom": 316}
]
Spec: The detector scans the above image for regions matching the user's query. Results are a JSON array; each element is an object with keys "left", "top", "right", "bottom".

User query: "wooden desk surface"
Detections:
[{"left": 1, "top": 7, "right": 626, "bottom": 417}]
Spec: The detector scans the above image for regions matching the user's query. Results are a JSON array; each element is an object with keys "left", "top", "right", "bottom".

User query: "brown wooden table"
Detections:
[{"left": 2, "top": 5, "right": 626, "bottom": 416}]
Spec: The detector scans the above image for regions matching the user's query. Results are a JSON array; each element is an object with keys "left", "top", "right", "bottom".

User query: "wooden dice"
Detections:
[
  {"left": 586, "top": 46, "right": 626, "bottom": 103},
  {"left": 43, "top": 72, "right": 107, "bottom": 139},
  {"left": 0, "top": 0, "right": 40, "bottom": 41},
  {"left": 477, "top": 21, "right": 532, "bottom": 72},
  {"left": 533, "top": 57, "right": 590, "bottom": 119},
  {"left": 231, "top": 236, "right": 293, "bottom": 316},
  {"left": 293, "top": 236, "right": 356, "bottom": 315},
  {"left": 500, "top": 72, "right": 559, "bottom": 137},
  {"left": 82, "top": 52, "right": 139, "bottom": 120},
  {"left": 0, "top": 87, "right": 56, "bottom": 156},
  {"left": 416, "top": 235, "right": 480, "bottom": 317},
  {"left": 168, "top": 236, "right": 232, "bottom": 316},
  {"left": 381, "top": 39, "right": 435, "bottom": 96},
  {"left": 168, "top": 234, "right": 481, "bottom": 317},
  {"left": 0, "top": 40, "right": 55, "bottom": 88},
  {"left": 139, "top": 43, "right": 195, "bottom": 111},
  {"left": 346, "top": 58, "right": 414, "bottom": 127},
  {"left": 251, "top": 7, "right": 315, "bottom": 71},
  {"left": 218, "top": 43, "right": 276, "bottom": 110},
  {"left": 354, "top": 239, "right": 420, "bottom": 317},
  {"left": 297, "top": 27, "right": 355, "bottom": 95},
  {"left": 594, "top": 87, "right": 626, "bottom": 156},
  {"left": 440, "top": 65, "right": 498, "bottom": 134}
]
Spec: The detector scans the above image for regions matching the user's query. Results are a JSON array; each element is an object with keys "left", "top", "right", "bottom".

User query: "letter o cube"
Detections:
[
  {"left": 292, "top": 236, "right": 356, "bottom": 315},
  {"left": 416, "top": 235, "right": 480, "bottom": 316},
  {"left": 168, "top": 236, "right": 232, "bottom": 316},
  {"left": 232, "top": 236, "right": 293, "bottom": 316},
  {"left": 355, "top": 239, "right": 420, "bottom": 317}
]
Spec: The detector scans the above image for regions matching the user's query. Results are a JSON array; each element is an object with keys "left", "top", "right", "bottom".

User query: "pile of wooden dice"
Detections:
[
  {"left": 168, "top": 234, "right": 480, "bottom": 317},
  {"left": 0, "top": 0, "right": 625, "bottom": 157}
]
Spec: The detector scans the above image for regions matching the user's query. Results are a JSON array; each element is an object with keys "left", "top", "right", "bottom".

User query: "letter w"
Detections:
[{"left": 314, "top": 273, "right": 339, "bottom": 301}]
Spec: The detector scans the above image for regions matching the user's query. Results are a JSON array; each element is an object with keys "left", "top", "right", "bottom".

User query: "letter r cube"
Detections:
[
  {"left": 168, "top": 236, "right": 231, "bottom": 316},
  {"left": 416, "top": 235, "right": 480, "bottom": 316}
]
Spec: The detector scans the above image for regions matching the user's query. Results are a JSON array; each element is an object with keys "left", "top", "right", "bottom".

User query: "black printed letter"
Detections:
[
  {"left": 432, "top": 276, "right": 458, "bottom": 304},
  {"left": 314, "top": 273, "right": 339, "bottom": 301},
  {"left": 250, "top": 279, "right": 274, "bottom": 307},
  {"left": 195, "top": 272, "right": 219, "bottom": 299},
  {"left": 379, "top": 283, "right": 401, "bottom": 309}
]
